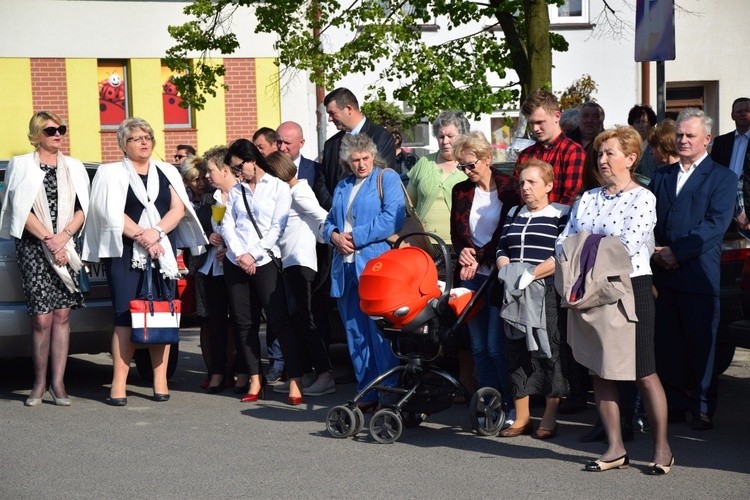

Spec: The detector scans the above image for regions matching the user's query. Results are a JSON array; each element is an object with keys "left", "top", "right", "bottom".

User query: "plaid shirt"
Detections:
[{"left": 515, "top": 133, "right": 586, "bottom": 206}]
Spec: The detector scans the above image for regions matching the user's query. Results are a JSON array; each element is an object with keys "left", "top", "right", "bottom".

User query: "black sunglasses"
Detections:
[
  {"left": 456, "top": 160, "right": 479, "bottom": 171},
  {"left": 42, "top": 126, "right": 67, "bottom": 137},
  {"left": 230, "top": 160, "right": 246, "bottom": 171}
]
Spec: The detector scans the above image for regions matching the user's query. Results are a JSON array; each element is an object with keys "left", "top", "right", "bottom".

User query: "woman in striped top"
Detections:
[{"left": 495, "top": 159, "right": 570, "bottom": 439}]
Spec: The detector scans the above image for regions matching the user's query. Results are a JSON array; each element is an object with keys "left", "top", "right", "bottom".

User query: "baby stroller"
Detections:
[{"left": 325, "top": 234, "right": 506, "bottom": 443}]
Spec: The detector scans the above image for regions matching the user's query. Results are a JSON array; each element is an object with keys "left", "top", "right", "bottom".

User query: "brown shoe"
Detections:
[
  {"left": 498, "top": 421, "right": 533, "bottom": 437},
  {"left": 532, "top": 425, "right": 558, "bottom": 440}
]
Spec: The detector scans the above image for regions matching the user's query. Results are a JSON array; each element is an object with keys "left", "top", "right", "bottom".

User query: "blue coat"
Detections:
[
  {"left": 648, "top": 155, "right": 736, "bottom": 295},
  {"left": 322, "top": 167, "right": 405, "bottom": 298}
]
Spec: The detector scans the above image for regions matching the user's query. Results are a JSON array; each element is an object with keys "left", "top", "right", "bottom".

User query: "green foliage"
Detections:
[
  {"left": 166, "top": 0, "right": 567, "bottom": 124},
  {"left": 558, "top": 74, "right": 599, "bottom": 111},
  {"left": 360, "top": 99, "right": 405, "bottom": 131}
]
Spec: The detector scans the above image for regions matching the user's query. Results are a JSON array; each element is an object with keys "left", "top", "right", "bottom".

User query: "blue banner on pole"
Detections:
[{"left": 635, "top": 0, "right": 676, "bottom": 62}]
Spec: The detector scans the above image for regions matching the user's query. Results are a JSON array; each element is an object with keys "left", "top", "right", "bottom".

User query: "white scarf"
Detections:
[
  {"left": 31, "top": 151, "right": 83, "bottom": 293},
  {"left": 124, "top": 158, "right": 179, "bottom": 279}
]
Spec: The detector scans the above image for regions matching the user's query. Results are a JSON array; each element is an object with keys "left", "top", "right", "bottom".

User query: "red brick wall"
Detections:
[
  {"left": 100, "top": 130, "right": 121, "bottom": 163},
  {"left": 164, "top": 129, "right": 199, "bottom": 162},
  {"left": 224, "top": 58, "right": 258, "bottom": 141},
  {"left": 30, "top": 58, "right": 70, "bottom": 155}
]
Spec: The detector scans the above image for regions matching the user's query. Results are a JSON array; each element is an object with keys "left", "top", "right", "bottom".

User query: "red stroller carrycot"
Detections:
[{"left": 325, "top": 234, "right": 506, "bottom": 443}]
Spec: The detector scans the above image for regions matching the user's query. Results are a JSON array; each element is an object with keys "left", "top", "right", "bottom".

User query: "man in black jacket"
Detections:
[{"left": 319, "top": 88, "right": 396, "bottom": 198}]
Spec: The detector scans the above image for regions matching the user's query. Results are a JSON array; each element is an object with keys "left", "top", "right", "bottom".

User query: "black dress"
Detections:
[
  {"left": 103, "top": 168, "right": 176, "bottom": 327},
  {"left": 15, "top": 163, "right": 84, "bottom": 315}
]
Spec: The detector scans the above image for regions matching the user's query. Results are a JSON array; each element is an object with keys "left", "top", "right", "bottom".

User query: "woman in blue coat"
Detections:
[{"left": 322, "top": 134, "right": 405, "bottom": 410}]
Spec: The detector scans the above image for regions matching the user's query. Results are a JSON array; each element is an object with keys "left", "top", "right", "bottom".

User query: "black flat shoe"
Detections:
[
  {"left": 645, "top": 456, "right": 674, "bottom": 476},
  {"left": 108, "top": 397, "right": 127, "bottom": 406},
  {"left": 584, "top": 454, "right": 629, "bottom": 472},
  {"left": 691, "top": 412, "right": 713, "bottom": 430},
  {"left": 153, "top": 393, "right": 170, "bottom": 402}
]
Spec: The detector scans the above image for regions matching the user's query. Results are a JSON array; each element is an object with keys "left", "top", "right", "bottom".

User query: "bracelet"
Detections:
[{"left": 64, "top": 229, "right": 74, "bottom": 237}]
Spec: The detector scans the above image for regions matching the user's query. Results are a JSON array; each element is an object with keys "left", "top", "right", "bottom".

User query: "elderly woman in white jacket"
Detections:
[
  {"left": 266, "top": 152, "right": 336, "bottom": 396},
  {"left": 82, "top": 117, "right": 206, "bottom": 406},
  {"left": 0, "top": 111, "right": 89, "bottom": 407}
]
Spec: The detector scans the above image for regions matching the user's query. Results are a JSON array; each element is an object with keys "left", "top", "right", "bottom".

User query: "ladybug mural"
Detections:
[
  {"left": 99, "top": 73, "right": 126, "bottom": 125},
  {"left": 163, "top": 76, "right": 188, "bottom": 124}
]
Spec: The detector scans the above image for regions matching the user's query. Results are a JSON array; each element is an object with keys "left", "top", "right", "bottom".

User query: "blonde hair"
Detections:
[
  {"left": 451, "top": 131, "right": 492, "bottom": 162},
  {"left": 517, "top": 158, "right": 554, "bottom": 185},
  {"left": 117, "top": 117, "right": 156, "bottom": 153},
  {"left": 28, "top": 111, "right": 64, "bottom": 148}
]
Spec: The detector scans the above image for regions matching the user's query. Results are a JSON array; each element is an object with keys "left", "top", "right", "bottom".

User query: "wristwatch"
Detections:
[{"left": 154, "top": 225, "right": 166, "bottom": 240}]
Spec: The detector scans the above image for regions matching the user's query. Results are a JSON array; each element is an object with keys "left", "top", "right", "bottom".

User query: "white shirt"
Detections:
[
  {"left": 729, "top": 130, "right": 750, "bottom": 178},
  {"left": 676, "top": 152, "right": 708, "bottom": 196},
  {"left": 223, "top": 173, "right": 291, "bottom": 267},
  {"left": 557, "top": 186, "right": 656, "bottom": 278},
  {"left": 343, "top": 177, "right": 366, "bottom": 264},
  {"left": 350, "top": 117, "right": 367, "bottom": 135},
  {"left": 279, "top": 180, "right": 328, "bottom": 271},
  {"left": 469, "top": 186, "right": 501, "bottom": 275},
  {"left": 293, "top": 155, "right": 302, "bottom": 179}
]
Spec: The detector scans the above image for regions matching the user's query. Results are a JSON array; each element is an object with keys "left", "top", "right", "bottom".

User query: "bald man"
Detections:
[{"left": 276, "top": 121, "right": 332, "bottom": 210}]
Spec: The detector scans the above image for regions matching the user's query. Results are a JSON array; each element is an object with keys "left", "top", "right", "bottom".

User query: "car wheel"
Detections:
[
  {"left": 133, "top": 343, "right": 179, "bottom": 381},
  {"left": 714, "top": 341, "right": 736, "bottom": 375}
]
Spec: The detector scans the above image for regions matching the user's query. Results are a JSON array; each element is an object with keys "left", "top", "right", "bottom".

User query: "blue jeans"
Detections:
[{"left": 461, "top": 274, "right": 508, "bottom": 398}]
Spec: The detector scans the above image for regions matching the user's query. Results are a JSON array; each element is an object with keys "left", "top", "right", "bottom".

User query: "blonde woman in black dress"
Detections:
[{"left": 0, "top": 111, "right": 89, "bottom": 406}]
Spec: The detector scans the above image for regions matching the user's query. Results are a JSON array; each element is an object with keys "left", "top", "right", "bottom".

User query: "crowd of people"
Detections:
[{"left": 3, "top": 87, "right": 747, "bottom": 477}]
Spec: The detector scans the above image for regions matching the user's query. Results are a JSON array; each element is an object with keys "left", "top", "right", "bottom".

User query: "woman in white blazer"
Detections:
[
  {"left": 82, "top": 117, "right": 207, "bottom": 406},
  {"left": 267, "top": 152, "right": 335, "bottom": 397},
  {"left": 0, "top": 111, "right": 90, "bottom": 407}
]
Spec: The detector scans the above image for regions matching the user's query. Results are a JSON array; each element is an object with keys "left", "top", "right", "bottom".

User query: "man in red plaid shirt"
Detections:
[{"left": 515, "top": 89, "right": 586, "bottom": 205}]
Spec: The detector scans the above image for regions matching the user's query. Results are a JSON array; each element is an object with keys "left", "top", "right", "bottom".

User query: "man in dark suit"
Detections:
[
  {"left": 275, "top": 121, "right": 332, "bottom": 209},
  {"left": 710, "top": 97, "right": 750, "bottom": 176},
  {"left": 649, "top": 108, "right": 737, "bottom": 430},
  {"left": 321, "top": 88, "right": 396, "bottom": 198}
]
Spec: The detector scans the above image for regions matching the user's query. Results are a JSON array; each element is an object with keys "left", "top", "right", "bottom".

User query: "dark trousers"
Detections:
[
  {"left": 285, "top": 265, "right": 332, "bottom": 374},
  {"left": 224, "top": 260, "right": 301, "bottom": 378},
  {"left": 204, "top": 272, "right": 231, "bottom": 375},
  {"left": 654, "top": 287, "right": 719, "bottom": 416}
]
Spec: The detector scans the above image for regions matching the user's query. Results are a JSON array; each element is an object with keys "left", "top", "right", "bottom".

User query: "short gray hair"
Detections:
[
  {"left": 676, "top": 107, "right": 713, "bottom": 136},
  {"left": 117, "top": 117, "right": 155, "bottom": 153},
  {"left": 559, "top": 108, "right": 580, "bottom": 129},
  {"left": 432, "top": 110, "right": 471, "bottom": 138},
  {"left": 338, "top": 134, "right": 386, "bottom": 175}
]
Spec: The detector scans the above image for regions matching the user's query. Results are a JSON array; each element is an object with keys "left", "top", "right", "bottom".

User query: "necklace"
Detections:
[{"left": 601, "top": 180, "right": 632, "bottom": 200}]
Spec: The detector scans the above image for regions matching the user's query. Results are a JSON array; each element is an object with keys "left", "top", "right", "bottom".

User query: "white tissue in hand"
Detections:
[{"left": 518, "top": 268, "right": 536, "bottom": 290}]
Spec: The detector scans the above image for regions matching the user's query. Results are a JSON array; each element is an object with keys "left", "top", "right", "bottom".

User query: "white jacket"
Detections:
[{"left": 82, "top": 160, "right": 206, "bottom": 262}]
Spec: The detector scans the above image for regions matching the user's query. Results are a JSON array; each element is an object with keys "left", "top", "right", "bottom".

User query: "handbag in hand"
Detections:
[
  {"left": 129, "top": 257, "right": 181, "bottom": 344},
  {"left": 239, "top": 184, "right": 297, "bottom": 314}
]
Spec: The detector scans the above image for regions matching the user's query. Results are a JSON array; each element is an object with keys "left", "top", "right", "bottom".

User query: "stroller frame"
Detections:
[{"left": 326, "top": 233, "right": 506, "bottom": 443}]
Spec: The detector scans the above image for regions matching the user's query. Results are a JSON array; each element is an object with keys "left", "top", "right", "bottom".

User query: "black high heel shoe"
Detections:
[
  {"left": 153, "top": 391, "right": 170, "bottom": 402},
  {"left": 206, "top": 376, "right": 226, "bottom": 394},
  {"left": 233, "top": 382, "right": 250, "bottom": 394}
]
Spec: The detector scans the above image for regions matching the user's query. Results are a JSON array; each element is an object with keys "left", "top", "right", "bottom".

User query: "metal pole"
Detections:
[
  {"left": 656, "top": 60, "right": 666, "bottom": 122},
  {"left": 641, "top": 61, "right": 650, "bottom": 105}
]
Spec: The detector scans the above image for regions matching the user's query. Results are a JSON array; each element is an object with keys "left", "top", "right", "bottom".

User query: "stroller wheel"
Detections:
[
  {"left": 402, "top": 412, "right": 426, "bottom": 428},
  {"left": 326, "top": 405, "right": 357, "bottom": 438},
  {"left": 352, "top": 407, "right": 365, "bottom": 436},
  {"left": 370, "top": 409, "right": 403, "bottom": 444},
  {"left": 468, "top": 387, "right": 505, "bottom": 436}
]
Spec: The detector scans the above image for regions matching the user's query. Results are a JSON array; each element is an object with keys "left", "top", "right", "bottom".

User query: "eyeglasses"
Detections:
[
  {"left": 174, "top": 154, "right": 187, "bottom": 161},
  {"left": 42, "top": 126, "right": 67, "bottom": 137},
  {"left": 126, "top": 135, "right": 153, "bottom": 143},
  {"left": 456, "top": 160, "right": 479, "bottom": 171},
  {"left": 230, "top": 160, "right": 246, "bottom": 171}
]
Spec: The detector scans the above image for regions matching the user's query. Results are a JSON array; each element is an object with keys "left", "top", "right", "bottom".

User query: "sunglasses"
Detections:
[
  {"left": 230, "top": 160, "right": 246, "bottom": 171},
  {"left": 42, "top": 126, "right": 67, "bottom": 137},
  {"left": 174, "top": 154, "right": 187, "bottom": 161},
  {"left": 456, "top": 160, "right": 479, "bottom": 171}
]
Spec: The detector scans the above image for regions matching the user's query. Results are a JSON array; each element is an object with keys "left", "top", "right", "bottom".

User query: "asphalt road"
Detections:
[{"left": 1, "top": 327, "right": 749, "bottom": 499}]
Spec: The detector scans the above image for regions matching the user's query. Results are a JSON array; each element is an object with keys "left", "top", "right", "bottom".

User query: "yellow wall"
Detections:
[
  {"left": 129, "top": 59, "right": 166, "bottom": 161},
  {"left": 254, "top": 58, "right": 280, "bottom": 129},
  {"left": 66, "top": 59, "right": 102, "bottom": 162},
  {"left": 194, "top": 58, "right": 227, "bottom": 152},
  {"left": 0, "top": 59, "right": 34, "bottom": 158}
]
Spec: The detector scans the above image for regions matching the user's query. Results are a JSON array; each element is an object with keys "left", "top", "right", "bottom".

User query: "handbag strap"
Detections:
[
  {"left": 377, "top": 167, "right": 424, "bottom": 222},
  {"left": 240, "top": 183, "right": 265, "bottom": 242},
  {"left": 137, "top": 256, "right": 176, "bottom": 314}
]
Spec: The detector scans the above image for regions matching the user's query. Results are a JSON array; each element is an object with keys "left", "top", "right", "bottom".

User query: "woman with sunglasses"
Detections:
[
  {"left": 0, "top": 111, "right": 89, "bottom": 406},
  {"left": 450, "top": 131, "right": 521, "bottom": 414},
  {"left": 221, "top": 139, "right": 304, "bottom": 405},
  {"left": 83, "top": 117, "right": 206, "bottom": 406}
]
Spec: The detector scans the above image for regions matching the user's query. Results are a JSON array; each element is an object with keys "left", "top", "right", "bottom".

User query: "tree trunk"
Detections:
[{"left": 526, "top": 0, "right": 552, "bottom": 97}]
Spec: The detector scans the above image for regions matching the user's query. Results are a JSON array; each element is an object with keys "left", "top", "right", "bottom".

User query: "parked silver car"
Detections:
[{"left": 0, "top": 162, "right": 179, "bottom": 379}]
